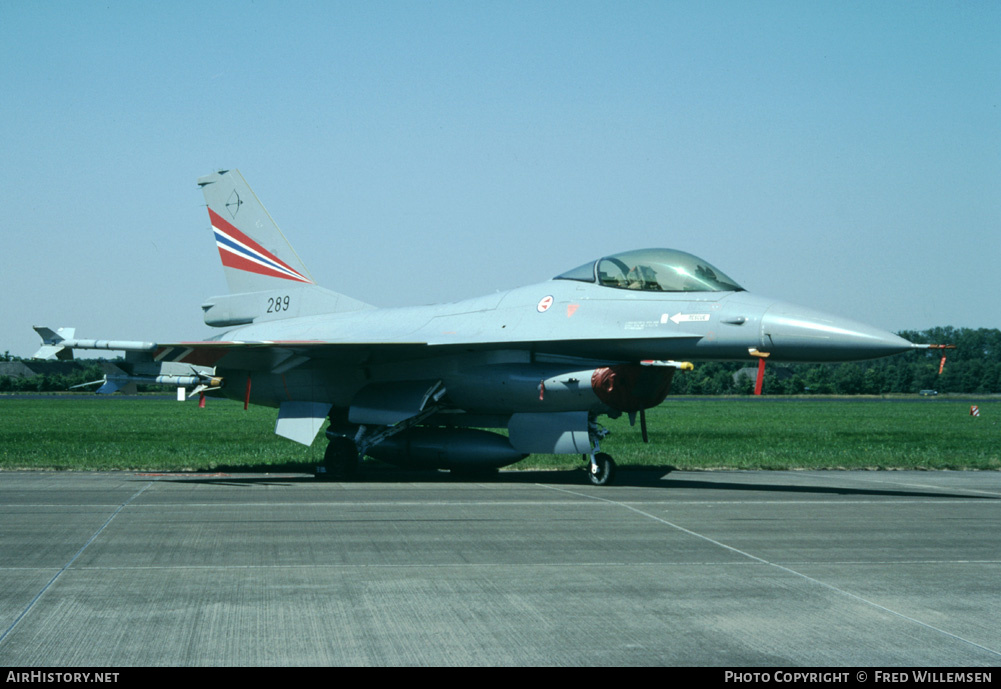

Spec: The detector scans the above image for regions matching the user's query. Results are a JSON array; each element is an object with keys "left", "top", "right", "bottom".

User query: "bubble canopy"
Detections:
[{"left": 554, "top": 248, "right": 744, "bottom": 293}]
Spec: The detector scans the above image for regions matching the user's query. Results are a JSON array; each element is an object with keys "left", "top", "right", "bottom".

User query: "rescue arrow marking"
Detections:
[{"left": 663, "top": 312, "right": 710, "bottom": 324}]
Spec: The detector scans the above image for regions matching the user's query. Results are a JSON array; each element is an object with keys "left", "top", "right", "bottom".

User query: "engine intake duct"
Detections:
[{"left": 591, "top": 364, "right": 676, "bottom": 412}]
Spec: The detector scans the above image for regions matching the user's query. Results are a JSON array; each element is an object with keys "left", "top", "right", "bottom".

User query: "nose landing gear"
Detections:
[
  {"left": 583, "top": 418, "right": 616, "bottom": 485},
  {"left": 586, "top": 452, "right": 617, "bottom": 486}
]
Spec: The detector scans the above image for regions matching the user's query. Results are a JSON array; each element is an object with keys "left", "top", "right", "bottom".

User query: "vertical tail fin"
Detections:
[
  {"left": 197, "top": 169, "right": 373, "bottom": 327},
  {"left": 198, "top": 169, "right": 316, "bottom": 294}
]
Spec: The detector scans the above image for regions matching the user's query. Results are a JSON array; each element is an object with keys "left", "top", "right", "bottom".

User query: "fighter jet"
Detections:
[{"left": 35, "top": 169, "right": 926, "bottom": 484}]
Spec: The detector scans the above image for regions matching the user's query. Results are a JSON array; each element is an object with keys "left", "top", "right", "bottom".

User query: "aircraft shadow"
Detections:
[
  {"left": 147, "top": 466, "right": 996, "bottom": 499},
  {"left": 648, "top": 475, "right": 996, "bottom": 500}
]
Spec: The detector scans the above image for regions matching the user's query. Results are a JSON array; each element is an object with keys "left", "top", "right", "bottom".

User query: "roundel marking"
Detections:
[{"left": 537, "top": 295, "right": 554, "bottom": 313}]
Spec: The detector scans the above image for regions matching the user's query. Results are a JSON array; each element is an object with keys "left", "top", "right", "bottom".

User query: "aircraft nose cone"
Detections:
[{"left": 761, "top": 303, "right": 913, "bottom": 362}]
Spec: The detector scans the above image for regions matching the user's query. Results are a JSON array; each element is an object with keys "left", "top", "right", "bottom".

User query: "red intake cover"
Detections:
[{"left": 591, "top": 364, "right": 676, "bottom": 412}]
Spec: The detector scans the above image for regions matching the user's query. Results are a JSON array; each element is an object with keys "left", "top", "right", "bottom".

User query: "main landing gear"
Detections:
[{"left": 317, "top": 435, "right": 359, "bottom": 480}]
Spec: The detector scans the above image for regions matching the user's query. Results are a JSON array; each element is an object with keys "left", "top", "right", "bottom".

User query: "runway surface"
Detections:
[{"left": 1, "top": 469, "right": 998, "bottom": 666}]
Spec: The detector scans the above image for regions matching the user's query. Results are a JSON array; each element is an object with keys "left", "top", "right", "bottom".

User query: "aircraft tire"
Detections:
[
  {"left": 323, "top": 436, "right": 359, "bottom": 480},
  {"left": 587, "top": 453, "right": 616, "bottom": 486}
]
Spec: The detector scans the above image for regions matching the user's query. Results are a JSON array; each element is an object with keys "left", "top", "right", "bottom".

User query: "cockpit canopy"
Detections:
[{"left": 554, "top": 248, "right": 744, "bottom": 293}]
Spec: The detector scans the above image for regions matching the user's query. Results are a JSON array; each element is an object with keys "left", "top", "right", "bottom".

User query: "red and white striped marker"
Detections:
[{"left": 970, "top": 405, "right": 980, "bottom": 417}]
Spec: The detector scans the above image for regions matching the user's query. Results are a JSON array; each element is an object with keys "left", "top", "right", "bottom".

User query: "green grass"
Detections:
[
  {"left": 1, "top": 395, "right": 998, "bottom": 472},
  {"left": 0, "top": 397, "right": 316, "bottom": 472},
  {"left": 585, "top": 398, "right": 1001, "bottom": 471}
]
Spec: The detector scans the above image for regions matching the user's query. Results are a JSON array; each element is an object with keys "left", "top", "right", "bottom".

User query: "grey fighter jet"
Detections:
[{"left": 35, "top": 170, "right": 926, "bottom": 484}]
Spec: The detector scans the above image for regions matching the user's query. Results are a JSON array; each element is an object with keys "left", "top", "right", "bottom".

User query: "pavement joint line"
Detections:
[
  {"left": 3, "top": 498, "right": 997, "bottom": 509},
  {"left": 837, "top": 474, "right": 1001, "bottom": 497},
  {"left": 541, "top": 482, "right": 1001, "bottom": 659},
  {"left": 2, "top": 558, "right": 999, "bottom": 572},
  {"left": 0, "top": 479, "right": 157, "bottom": 647},
  {"left": 2, "top": 561, "right": 765, "bottom": 571}
]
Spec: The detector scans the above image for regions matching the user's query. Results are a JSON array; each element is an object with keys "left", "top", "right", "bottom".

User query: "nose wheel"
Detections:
[{"left": 586, "top": 452, "right": 616, "bottom": 486}]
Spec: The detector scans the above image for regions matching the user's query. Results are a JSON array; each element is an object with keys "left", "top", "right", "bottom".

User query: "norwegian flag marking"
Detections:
[{"left": 209, "top": 208, "right": 313, "bottom": 284}]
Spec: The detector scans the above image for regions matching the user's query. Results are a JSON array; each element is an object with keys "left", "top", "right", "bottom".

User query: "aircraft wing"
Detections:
[
  {"left": 150, "top": 331, "right": 705, "bottom": 369},
  {"left": 35, "top": 323, "right": 705, "bottom": 370},
  {"left": 151, "top": 340, "right": 431, "bottom": 370}
]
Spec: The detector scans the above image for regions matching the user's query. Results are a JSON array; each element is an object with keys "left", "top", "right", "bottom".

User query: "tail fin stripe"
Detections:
[
  {"left": 209, "top": 208, "right": 313, "bottom": 284},
  {"left": 215, "top": 232, "right": 311, "bottom": 283},
  {"left": 218, "top": 247, "right": 314, "bottom": 283}
]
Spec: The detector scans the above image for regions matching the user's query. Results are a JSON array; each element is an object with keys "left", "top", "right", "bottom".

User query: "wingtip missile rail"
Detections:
[
  {"left": 32, "top": 326, "right": 223, "bottom": 396},
  {"left": 32, "top": 326, "right": 157, "bottom": 361}
]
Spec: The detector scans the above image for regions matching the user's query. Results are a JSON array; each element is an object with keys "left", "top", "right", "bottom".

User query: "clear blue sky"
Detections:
[{"left": 3, "top": 1, "right": 998, "bottom": 357}]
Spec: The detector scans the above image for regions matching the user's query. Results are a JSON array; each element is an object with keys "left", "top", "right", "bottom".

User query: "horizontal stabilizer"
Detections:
[
  {"left": 97, "top": 378, "right": 137, "bottom": 395},
  {"left": 201, "top": 285, "right": 372, "bottom": 328}
]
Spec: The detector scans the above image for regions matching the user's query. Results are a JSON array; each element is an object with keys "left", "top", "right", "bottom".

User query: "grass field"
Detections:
[{"left": 0, "top": 395, "right": 998, "bottom": 472}]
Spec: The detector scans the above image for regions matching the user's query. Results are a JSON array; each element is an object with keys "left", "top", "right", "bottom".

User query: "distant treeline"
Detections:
[
  {"left": 3, "top": 327, "right": 1000, "bottom": 395},
  {"left": 0, "top": 360, "right": 114, "bottom": 393}
]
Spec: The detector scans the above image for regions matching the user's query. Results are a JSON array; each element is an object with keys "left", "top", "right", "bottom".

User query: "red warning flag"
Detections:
[{"left": 754, "top": 358, "right": 766, "bottom": 396}]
